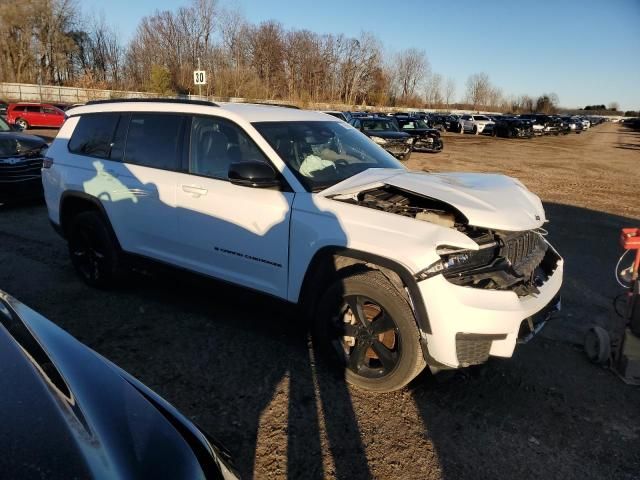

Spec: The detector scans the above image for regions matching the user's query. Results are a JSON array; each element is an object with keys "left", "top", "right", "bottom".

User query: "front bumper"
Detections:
[
  {"left": 0, "top": 158, "right": 44, "bottom": 202},
  {"left": 417, "top": 253, "right": 564, "bottom": 368},
  {"left": 413, "top": 137, "right": 443, "bottom": 152},
  {"left": 383, "top": 142, "right": 413, "bottom": 160},
  {"left": 0, "top": 178, "right": 44, "bottom": 202}
]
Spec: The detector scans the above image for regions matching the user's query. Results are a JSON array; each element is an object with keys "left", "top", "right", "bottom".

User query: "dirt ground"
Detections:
[{"left": 1, "top": 122, "right": 639, "bottom": 479}]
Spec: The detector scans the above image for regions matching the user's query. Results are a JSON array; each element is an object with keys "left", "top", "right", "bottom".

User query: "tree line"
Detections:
[{"left": 0, "top": 0, "right": 620, "bottom": 112}]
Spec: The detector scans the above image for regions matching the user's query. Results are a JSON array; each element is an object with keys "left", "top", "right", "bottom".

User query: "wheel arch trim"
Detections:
[
  {"left": 58, "top": 191, "right": 121, "bottom": 249},
  {"left": 298, "top": 246, "right": 432, "bottom": 335}
]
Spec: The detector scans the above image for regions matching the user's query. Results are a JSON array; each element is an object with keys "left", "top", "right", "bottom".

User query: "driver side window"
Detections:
[{"left": 189, "top": 116, "right": 269, "bottom": 180}]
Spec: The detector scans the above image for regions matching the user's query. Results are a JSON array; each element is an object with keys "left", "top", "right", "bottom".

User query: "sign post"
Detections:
[{"left": 193, "top": 57, "right": 207, "bottom": 98}]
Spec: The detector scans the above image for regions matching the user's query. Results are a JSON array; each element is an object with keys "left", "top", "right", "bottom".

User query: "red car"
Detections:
[{"left": 6, "top": 103, "right": 66, "bottom": 130}]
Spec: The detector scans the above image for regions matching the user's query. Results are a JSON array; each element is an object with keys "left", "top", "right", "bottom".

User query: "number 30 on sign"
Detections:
[{"left": 194, "top": 70, "right": 206, "bottom": 85}]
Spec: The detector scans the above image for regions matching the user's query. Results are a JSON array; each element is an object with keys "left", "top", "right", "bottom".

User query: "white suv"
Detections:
[
  {"left": 459, "top": 114, "right": 495, "bottom": 135},
  {"left": 42, "top": 100, "right": 563, "bottom": 392}
]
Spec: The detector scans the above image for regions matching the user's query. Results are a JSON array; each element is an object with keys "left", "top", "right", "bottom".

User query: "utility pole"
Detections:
[{"left": 198, "top": 57, "right": 202, "bottom": 98}]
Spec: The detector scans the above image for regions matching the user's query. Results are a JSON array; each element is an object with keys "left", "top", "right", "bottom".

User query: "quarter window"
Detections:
[
  {"left": 124, "top": 114, "right": 187, "bottom": 171},
  {"left": 189, "top": 116, "right": 268, "bottom": 179},
  {"left": 68, "top": 113, "right": 120, "bottom": 159}
]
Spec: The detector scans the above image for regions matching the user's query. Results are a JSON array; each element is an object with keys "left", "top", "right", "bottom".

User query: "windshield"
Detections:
[
  {"left": 253, "top": 121, "right": 404, "bottom": 191},
  {"left": 400, "top": 119, "right": 430, "bottom": 129},
  {"left": 473, "top": 115, "right": 490, "bottom": 121},
  {"left": 0, "top": 117, "right": 10, "bottom": 132},
  {"left": 361, "top": 119, "right": 397, "bottom": 131}
]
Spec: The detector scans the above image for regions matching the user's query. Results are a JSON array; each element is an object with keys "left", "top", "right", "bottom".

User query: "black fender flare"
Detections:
[
  {"left": 299, "top": 246, "right": 432, "bottom": 336},
  {"left": 58, "top": 191, "right": 122, "bottom": 250}
]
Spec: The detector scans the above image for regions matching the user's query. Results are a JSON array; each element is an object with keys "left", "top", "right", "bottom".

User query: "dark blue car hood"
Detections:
[{"left": 0, "top": 291, "right": 235, "bottom": 479}]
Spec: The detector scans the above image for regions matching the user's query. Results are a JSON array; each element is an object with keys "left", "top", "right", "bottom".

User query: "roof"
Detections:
[
  {"left": 66, "top": 100, "right": 335, "bottom": 123},
  {"left": 219, "top": 102, "right": 333, "bottom": 122},
  {"left": 9, "top": 102, "right": 56, "bottom": 106}
]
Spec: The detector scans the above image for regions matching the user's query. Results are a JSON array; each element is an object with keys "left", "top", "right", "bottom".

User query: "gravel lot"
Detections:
[{"left": 1, "top": 122, "right": 639, "bottom": 479}]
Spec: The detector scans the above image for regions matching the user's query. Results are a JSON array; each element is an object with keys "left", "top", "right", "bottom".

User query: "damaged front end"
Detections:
[
  {"left": 377, "top": 137, "right": 414, "bottom": 161},
  {"left": 430, "top": 230, "right": 560, "bottom": 297},
  {"left": 410, "top": 130, "right": 444, "bottom": 153},
  {"left": 334, "top": 184, "right": 558, "bottom": 298}
]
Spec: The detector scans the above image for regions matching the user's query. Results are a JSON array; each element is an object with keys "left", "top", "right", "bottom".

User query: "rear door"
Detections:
[
  {"left": 25, "top": 106, "right": 43, "bottom": 127},
  {"left": 42, "top": 106, "right": 64, "bottom": 127},
  {"left": 174, "top": 115, "right": 293, "bottom": 298},
  {"left": 67, "top": 111, "right": 184, "bottom": 262},
  {"left": 114, "top": 113, "right": 186, "bottom": 261}
]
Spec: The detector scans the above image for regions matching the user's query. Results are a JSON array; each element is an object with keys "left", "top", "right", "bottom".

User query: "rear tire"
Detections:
[
  {"left": 313, "top": 269, "right": 426, "bottom": 392},
  {"left": 472, "top": 125, "right": 478, "bottom": 135},
  {"left": 68, "top": 211, "right": 123, "bottom": 288}
]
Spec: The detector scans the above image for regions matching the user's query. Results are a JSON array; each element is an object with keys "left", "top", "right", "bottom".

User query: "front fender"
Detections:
[{"left": 287, "top": 193, "right": 477, "bottom": 304}]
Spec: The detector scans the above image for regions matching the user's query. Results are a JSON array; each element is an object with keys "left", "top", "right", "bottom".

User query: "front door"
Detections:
[{"left": 175, "top": 115, "right": 293, "bottom": 298}]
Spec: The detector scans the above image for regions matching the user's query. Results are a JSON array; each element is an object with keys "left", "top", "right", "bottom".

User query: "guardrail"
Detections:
[{"left": 0, "top": 83, "right": 166, "bottom": 104}]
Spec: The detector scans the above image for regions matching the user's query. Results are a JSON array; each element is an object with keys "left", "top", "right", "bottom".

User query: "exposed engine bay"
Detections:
[
  {"left": 335, "top": 185, "right": 466, "bottom": 228},
  {"left": 334, "top": 185, "right": 560, "bottom": 297}
]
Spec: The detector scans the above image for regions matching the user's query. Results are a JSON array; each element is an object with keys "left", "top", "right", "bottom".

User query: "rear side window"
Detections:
[
  {"left": 124, "top": 114, "right": 187, "bottom": 171},
  {"left": 11, "top": 106, "right": 25, "bottom": 112},
  {"left": 69, "top": 113, "right": 120, "bottom": 159},
  {"left": 26, "top": 106, "right": 41, "bottom": 113}
]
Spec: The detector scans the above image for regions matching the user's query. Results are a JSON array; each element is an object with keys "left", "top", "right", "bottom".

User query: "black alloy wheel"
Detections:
[
  {"left": 69, "top": 211, "right": 122, "bottom": 288},
  {"left": 72, "top": 226, "right": 104, "bottom": 282},
  {"left": 313, "top": 270, "right": 426, "bottom": 392},
  {"left": 333, "top": 295, "right": 400, "bottom": 379}
]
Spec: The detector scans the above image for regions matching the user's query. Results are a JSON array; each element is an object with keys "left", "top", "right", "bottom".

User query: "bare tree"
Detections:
[
  {"left": 445, "top": 77, "right": 456, "bottom": 106},
  {"left": 337, "top": 33, "right": 382, "bottom": 104},
  {"left": 487, "top": 86, "right": 503, "bottom": 110},
  {"left": 465, "top": 72, "right": 491, "bottom": 109},
  {"left": 0, "top": 0, "right": 569, "bottom": 110},
  {"left": 394, "top": 48, "right": 429, "bottom": 101},
  {"left": 423, "top": 73, "right": 443, "bottom": 108},
  {"left": 608, "top": 101, "right": 620, "bottom": 111}
]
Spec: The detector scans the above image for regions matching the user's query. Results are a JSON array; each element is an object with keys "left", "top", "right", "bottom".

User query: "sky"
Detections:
[{"left": 82, "top": 0, "right": 640, "bottom": 110}]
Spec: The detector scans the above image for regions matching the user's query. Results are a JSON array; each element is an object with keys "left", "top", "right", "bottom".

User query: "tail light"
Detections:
[{"left": 42, "top": 157, "right": 54, "bottom": 169}]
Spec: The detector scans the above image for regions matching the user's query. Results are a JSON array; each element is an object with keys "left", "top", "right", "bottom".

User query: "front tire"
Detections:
[
  {"left": 68, "top": 211, "right": 123, "bottom": 288},
  {"left": 313, "top": 270, "right": 426, "bottom": 392}
]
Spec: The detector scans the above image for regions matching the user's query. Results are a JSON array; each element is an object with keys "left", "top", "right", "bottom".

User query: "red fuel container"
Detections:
[{"left": 620, "top": 228, "right": 640, "bottom": 250}]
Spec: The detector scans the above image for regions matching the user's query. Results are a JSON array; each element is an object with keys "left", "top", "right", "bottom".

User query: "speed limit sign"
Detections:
[{"left": 194, "top": 70, "right": 206, "bottom": 85}]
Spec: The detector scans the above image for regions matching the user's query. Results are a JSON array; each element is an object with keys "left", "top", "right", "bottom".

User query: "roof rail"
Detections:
[
  {"left": 85, "top": 98, "right": 219, "bottom": 107},
  {"left": 249, "top": 102, "right": 300, "bottom": 109}
]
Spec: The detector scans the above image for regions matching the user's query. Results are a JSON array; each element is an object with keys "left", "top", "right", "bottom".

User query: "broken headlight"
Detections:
[
  {"left": 370, "top": 136, "right": 387, "bottom": 145},
  {"left": 416, "top": 244, "right": 498, "bottom": 281}
]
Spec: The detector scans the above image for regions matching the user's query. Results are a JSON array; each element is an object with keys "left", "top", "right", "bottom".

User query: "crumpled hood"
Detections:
[{"left": 321, "top": 168, "right": 546, "bottom": 231}]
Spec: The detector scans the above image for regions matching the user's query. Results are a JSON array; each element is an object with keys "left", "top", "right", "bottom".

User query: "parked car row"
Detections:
[
  {"left": 343, "top": 114, "right": 443, "bottom": 160},
  {"left": 324, "top": 109, "right": 607, "bottom": 141}
]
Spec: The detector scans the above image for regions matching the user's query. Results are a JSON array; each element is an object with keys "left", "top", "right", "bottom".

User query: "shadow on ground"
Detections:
[{"left": 1, "top": 200, "right": 639, "bottom": 479}]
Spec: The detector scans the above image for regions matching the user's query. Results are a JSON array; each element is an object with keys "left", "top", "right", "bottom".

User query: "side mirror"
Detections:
[{"left": 228, "top": 161, "right": 281, "bottom": 188}]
